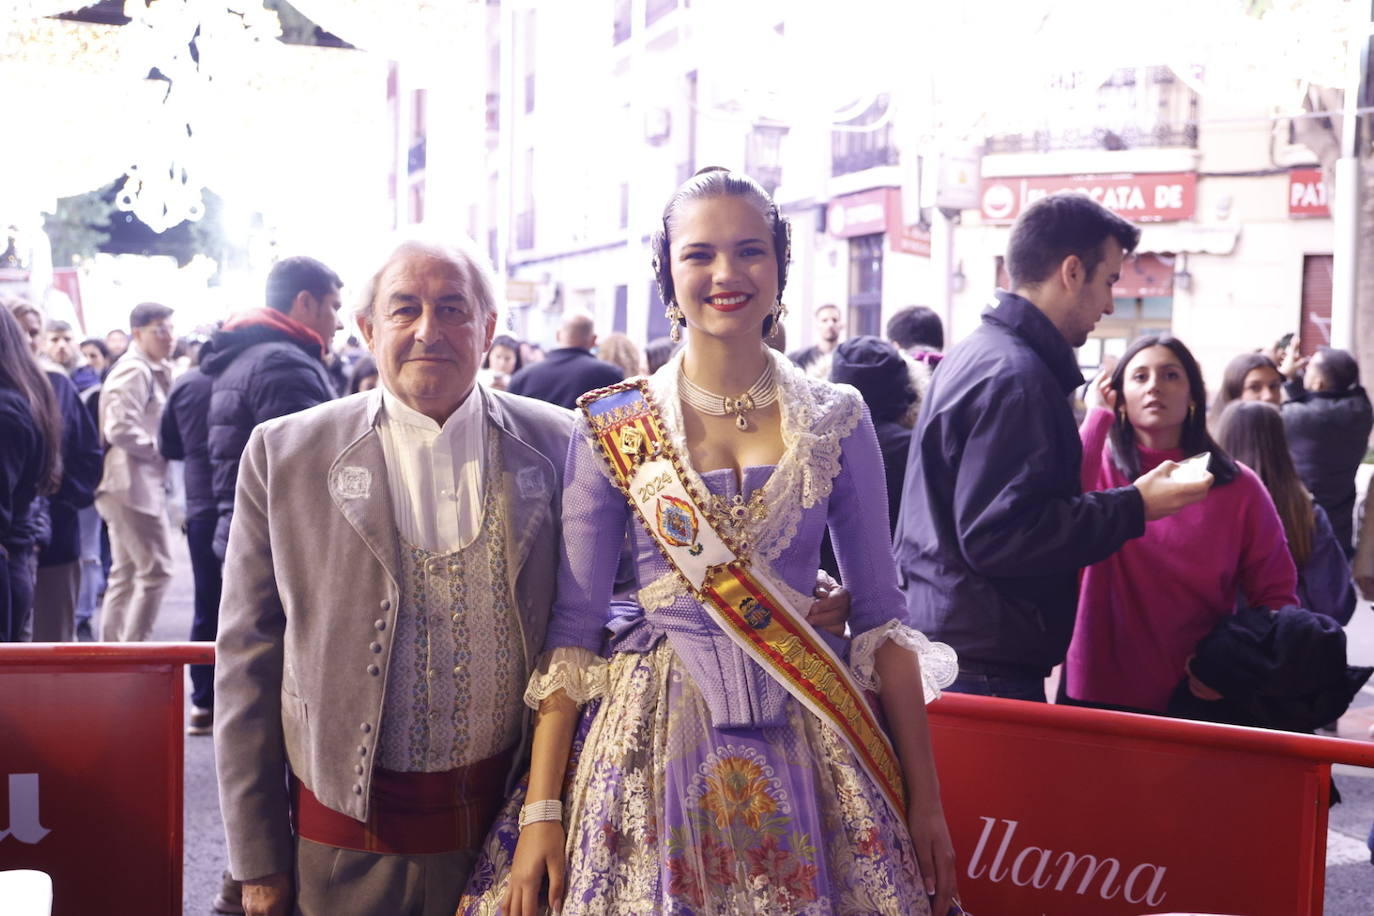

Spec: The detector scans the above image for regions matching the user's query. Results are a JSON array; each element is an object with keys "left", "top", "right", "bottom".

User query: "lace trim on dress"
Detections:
[
  {"left": 850, "top": 620, "right": 959, "bottom": 704},
  {"left": 637, "top": 571, "right": 683, "bottom": 614},
  {"left": 646, "top": 349, "right": 863, "bottom": 579},
  {"left": 523, "top": 646, "right": 609, "bottom": 709}
]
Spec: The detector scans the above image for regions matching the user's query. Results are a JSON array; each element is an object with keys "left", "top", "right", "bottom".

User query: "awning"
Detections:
[{"left": 1138, "top": 223, "right": 1239, "bottom": 256}]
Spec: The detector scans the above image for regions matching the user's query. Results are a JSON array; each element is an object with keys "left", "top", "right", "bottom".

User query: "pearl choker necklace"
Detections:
[{"left": 679, "top": 359, "right": 778, "bottom": 430}]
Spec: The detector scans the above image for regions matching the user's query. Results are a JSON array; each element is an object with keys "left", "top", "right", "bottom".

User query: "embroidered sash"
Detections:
[{"left": 578, "top": 380, "right": 908, "bottom": 818}]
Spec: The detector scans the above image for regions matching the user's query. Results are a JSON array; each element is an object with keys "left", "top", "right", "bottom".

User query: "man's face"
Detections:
[
  {"left": 1064, "top": 241, "right": 1124, "bottom": 348},
  {"left": 46, "top": 329, "right": 76, "bottom": 368},
  {"left": 817, "top": 306, "right": 843, "bottom": 343},
  {"left": 17, "top": 311, "right": 42, "bottom": 355},
  {"left": 298, "top": 286, "right": 344, "bottom": 350},
  {"left": 359, "top": 252, "right": 496, "bottom": 424},
  {"left": 133, "top": 318, "right": 174, "bottom": 362}
]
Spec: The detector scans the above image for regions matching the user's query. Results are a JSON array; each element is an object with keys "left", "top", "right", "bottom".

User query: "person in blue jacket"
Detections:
[{"left": 893, "top": 192, "right": 1211, "bottom": 701}]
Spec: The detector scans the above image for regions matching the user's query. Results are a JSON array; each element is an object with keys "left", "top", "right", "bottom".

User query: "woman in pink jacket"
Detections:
[{"left": 1066, "top": 334, "right": 1299, "bottom": 713}]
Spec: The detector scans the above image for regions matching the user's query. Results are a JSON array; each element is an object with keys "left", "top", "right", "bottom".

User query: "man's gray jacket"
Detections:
[{"left": 214, "top": 386, "right": 574, "bottom": 881}]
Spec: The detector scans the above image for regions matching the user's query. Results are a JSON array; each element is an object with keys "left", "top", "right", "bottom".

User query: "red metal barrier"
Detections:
[
  {"left": 928, "top": 692, "right": 1374, "bottom": 915},
  {"left": 4, "top": 646, "right": 1372, "bottom": 915},
  {"left": 0, "top": 643, "right": 213, "bottom": 916}
]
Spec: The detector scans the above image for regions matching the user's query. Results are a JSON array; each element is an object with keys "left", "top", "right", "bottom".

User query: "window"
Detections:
[
  {"left": 1300, "top": 254, "right": 1334, "bottom": 353},
  {"left": 613, "top": 284, "right": 628, "bottom": 333},
  {"left": 831, "top": 94, "right": 898, "bottom": 177},
  {"left": 746, "top": 124, "right": 788, "bottom": 195},
  {"left": 523, "top": 10, "right": 536, "bottom": 113},
  {"left": 847, "top": 234, "right": 884, "bottom": 337}
]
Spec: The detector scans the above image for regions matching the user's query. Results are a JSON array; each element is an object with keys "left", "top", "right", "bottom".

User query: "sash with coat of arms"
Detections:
[{"left": 576, "top": 379, "right": 909, "bottom": 821}]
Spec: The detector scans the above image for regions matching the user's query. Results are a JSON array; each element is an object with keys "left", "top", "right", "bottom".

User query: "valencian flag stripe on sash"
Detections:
[{"left": 577, "top": 379, "right": 909, "bottom": 819}]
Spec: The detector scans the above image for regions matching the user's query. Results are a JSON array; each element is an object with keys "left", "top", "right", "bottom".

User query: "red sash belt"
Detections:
[{"left": 292, "top": 747, "right": 514, "bottom": 855}]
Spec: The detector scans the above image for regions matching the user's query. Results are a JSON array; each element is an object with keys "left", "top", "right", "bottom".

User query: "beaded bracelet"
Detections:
[{"left": 518, "top": 798, "right": 563, "bottom": 830}]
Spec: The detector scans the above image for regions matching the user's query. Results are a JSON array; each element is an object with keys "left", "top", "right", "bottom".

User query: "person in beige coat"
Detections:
[
  {"left": 95, "top": 301, "right": 175, "bottom": 641},
  {"left": 214, "top": 238, "right": 576, "bottom": 916}
]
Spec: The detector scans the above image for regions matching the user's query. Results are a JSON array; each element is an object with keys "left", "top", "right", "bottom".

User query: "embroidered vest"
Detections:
[{"left": 377, "top": 431, "right": 524, "bottom": 772}]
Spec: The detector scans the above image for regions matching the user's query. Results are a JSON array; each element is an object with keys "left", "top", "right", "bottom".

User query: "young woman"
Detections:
[
  {"left": 0, "top": 306, "right": 62, "bottom": 642},
  {"left": 1215, "top": 399, "right": 1356, "bottom": 624},
  {"left": 460, "top": 169, "right": 959, "bottom": 915},
  {"left": 1209, "top": 351, "right": 1284, "bottom": 425},
  {"left": 1066, "top": 334, "right": 1298, "bottom": 713}
]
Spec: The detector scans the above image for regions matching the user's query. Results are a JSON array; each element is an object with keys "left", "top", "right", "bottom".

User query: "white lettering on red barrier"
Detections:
[
  {"left": 967, "top": 816, "right": 1167, "bottom": 906},
  {"left": 0, "top": 773, "right": 50, "bottom": 844}
]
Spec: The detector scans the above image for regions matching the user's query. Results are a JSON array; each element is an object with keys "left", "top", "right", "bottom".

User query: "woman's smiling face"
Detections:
[{"left": 668, "top": 195, "right": 778, "bottom": 342}]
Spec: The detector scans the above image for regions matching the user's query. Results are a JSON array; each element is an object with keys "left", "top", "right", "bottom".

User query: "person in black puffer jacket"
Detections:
[
  {"left": 201, "top": 256, "right": 342, "bottom": 560},
  {"left": 1281, "top": 346, "right": 1373, "bottom": 555}
]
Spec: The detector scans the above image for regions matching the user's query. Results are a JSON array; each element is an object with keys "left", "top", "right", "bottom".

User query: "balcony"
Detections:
[
  {"left": 984, "top": 65, "right": 1199, "bottom": 155},
  {"left": 831, "top": 94, "right": 899, "bottom": 177}
]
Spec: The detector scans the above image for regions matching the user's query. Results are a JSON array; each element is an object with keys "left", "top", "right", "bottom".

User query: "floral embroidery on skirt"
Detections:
[{"left": 458, "top": 643, "right": 929, "bottom": 915}]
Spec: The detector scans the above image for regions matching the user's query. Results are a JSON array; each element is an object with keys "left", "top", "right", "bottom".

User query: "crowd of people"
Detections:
[{"left": 3, "top": 169, "right": 1373, "bottom": 915}]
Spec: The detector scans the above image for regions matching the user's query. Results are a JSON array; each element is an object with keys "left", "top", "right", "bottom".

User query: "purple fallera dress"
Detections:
[{"left": 458, "top": 350, "right": 956, "bottom": 915}]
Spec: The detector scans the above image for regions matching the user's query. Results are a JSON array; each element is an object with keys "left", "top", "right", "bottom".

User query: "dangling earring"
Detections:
[
  {"left": 1188, "top": 402, "right": 1196, "bottom": 422},
  {"left": 667, "top": 302, "right": 683, "bottom": 343},
  {"left": 768, "top": 299, "right": 785, "bottom": 338}
]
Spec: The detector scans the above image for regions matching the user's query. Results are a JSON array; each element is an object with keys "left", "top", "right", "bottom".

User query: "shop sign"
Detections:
[
  {"left": 828, "top": 188, "right": 932, "bottom": 257},
  {"left": 827, "top": 188, "right": 890, "bottom": 238},
  {"left": 980, "top": 172, "right": 1196, "bottom": 223},
  {"left": 1289, "top": 168, "right": 1329, "bottom": 217}
]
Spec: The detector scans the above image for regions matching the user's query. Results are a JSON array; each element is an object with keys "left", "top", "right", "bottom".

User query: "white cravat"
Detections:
[{"left": 375, "top": 382, "right": 486, "bottom": 553}]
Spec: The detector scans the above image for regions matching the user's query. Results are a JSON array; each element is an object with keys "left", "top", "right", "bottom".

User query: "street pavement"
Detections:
[{"left": 149, "top": 525, "right": 1374, "bottom": 915}]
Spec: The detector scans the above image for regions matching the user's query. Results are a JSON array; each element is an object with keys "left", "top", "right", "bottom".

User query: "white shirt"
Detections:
[{"left": 374, "top": 383, "right": 486, "bottom": 553}]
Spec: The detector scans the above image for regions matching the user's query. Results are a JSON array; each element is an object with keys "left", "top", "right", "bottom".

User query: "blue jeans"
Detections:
[
  {"left": 74, "top": 506, "right": 104, "bottom": 629},
  {"left": 946, "top": 671, "right": 1047, "bottom": 703}
]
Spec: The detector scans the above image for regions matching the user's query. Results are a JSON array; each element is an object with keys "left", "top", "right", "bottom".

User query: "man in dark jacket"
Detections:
[
  {"left": 894, "top": 193, "right": 1211, "bottom": 701},
  {"left": 160, "top": 342, "right": 220, "bottom": 734},
  {"left": 506, "top": 311, "right": 622, "bottom": 408},
  {"left": 1281, "top": 346, "right": 1372, "bottom": 554},
  {"left": 202, "top": 256, "right": 341, "bottom": 560}
]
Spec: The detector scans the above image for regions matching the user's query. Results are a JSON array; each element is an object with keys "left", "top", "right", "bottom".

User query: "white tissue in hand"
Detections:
[{"left": 1172, "top": 451, "right": 1210, "bottom": 483}]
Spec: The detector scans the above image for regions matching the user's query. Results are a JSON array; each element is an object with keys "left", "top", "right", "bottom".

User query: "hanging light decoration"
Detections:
[{"left": 110, "top": 0, "right": 283, "bottom": 233}]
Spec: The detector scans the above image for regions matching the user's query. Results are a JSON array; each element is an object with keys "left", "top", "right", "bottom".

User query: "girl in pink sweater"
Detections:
[{"left": 1067, "top": 335, "right": 1298, "bottom": 712}]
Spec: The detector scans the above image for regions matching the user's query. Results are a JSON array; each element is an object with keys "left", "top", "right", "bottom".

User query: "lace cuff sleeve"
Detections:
[
  {"left": 850, "top": 620, "right": 958, "bottom": 704},
  {"left": 523, "top": 646, "right": 609, "bottom": 709}
]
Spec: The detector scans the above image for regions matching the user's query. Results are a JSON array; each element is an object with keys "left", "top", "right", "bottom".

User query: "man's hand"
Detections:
[
  {"left": 1279, "top": 337, "right": 1307, "bottom": 380},
  {"left": 1134, "top": 461, "right": 1212, "bottom": 522},
  {"left": 807, "top": 570, "right": 850, "bottom": 637},
  {"left": 241, "top": 871, "right": 292, "bottom": 916}
]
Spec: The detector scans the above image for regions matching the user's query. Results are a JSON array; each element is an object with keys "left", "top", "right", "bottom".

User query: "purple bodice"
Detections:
[{"left": 543, "top": 364, "right": 914, "bottom": 728}]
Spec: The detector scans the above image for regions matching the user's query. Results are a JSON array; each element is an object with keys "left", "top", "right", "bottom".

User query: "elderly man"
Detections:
[{"left": 214, "top": 237, "right": 574, "bottom": 916}]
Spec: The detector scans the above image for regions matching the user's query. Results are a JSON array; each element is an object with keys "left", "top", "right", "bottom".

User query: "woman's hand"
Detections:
[
  {"left": 500, "top": 822, "right": 566, "bottom": 916},
  {"left": 1094, "top": 367, "right": 1117, "bottom": 411},
  {"left": 908, "top": 803, "right": 959, "bottom": 916}
]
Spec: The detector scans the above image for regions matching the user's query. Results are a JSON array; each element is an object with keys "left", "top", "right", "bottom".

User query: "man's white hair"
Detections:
[{"left": 355, "top": 233, "right": 497, "bottom": 323}]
